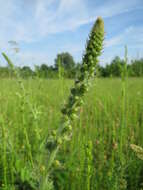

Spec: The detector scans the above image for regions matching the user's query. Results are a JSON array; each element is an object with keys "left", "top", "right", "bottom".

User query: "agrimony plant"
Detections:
[{"left": 47, "top": 17, "right": 104, "bottom": 170}]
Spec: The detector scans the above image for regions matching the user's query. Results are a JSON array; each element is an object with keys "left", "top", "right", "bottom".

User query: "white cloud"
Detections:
[
  {"left": 101, "top": 25, "right": 143, "bottom": 65},
  {"left": 105, "top": 25, "right": 143, "bottom": 48},
  {"left": 105, "top": 35, "right": 123, "bottom": 48}
]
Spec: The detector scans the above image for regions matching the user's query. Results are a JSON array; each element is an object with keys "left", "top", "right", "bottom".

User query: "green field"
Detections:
[{"left": 0, "top": 78, "right": 143, "bottom": 190}]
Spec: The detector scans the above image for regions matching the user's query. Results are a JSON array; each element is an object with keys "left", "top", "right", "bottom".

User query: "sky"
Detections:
[{"left": 0, "top": 0, "right": 143, "bottom": 68}]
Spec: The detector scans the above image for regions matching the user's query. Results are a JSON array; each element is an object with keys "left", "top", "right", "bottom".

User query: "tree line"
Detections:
[{"left": 0, "top": 52, "right": 143, "bottom": 78}]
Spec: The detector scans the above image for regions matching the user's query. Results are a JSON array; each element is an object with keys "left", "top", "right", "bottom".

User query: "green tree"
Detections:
[
  {"left": 0, "top": 67, "right": 10, "bottom": 78},
  {"left": 98, "top": 56, "right": 126, "bottom": 77},
  {"left": 39, "top": 64, "right": 49, "bottom": 78},
  {"left": 129, "top": 59, "right": 143, "bottom": 77},
  {"left": 109, "top": 56, "right": 125, "bottom": 77},
  {"left": 54, "top": 52, "right": 75, "bottom": 73},
  {"left": 20, "top": 66, "right": 33, "bottom": 78}
]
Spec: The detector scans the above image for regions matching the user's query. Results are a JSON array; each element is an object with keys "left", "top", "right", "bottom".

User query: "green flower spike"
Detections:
[{"left": 47, "top": 17, "right": 105, "bottom": 169}]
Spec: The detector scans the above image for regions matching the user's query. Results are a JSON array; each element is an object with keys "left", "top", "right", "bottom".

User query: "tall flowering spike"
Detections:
[
  {"left": 47, "top": 17, "right": 105, "bottom": 169},
  {"left": 62, "top": 17, "right": 105, "bottom": 122},
  {"left": 82, "top": 17, "right": 104, "bottom": 78}
]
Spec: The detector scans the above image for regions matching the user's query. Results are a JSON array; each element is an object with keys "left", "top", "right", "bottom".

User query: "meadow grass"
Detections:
[{"left": 0, "top": 78, "right": 143, "bottom": 189}]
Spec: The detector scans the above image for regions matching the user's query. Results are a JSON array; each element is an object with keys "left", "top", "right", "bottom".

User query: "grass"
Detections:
[{"left": 0, "top": 78, "right": 143, "bottom": 189}]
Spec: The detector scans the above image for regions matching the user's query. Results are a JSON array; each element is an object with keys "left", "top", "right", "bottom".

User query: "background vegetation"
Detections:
[
  {"left": 1, "top": 53, "right": 143, "bottom": 79},
  {"left": 0, "top": 78, "right": 143, "bottom": 189}
]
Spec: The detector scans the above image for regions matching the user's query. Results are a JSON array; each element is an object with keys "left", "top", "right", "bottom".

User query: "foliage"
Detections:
[
  {"left": 1, "top": 55, "right": 143, "bottom": 79},
  {"left": 128, "top": 59, "right": 143, "bottom": 77},
  {"left": 0, "top": 78, "right": 143, "bottom": 189},
  {"left": 55, "top": 52, "right": 75, "bottom": 70}
]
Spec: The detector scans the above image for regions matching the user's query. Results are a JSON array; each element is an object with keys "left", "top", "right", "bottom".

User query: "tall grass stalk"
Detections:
[
  {"left": 120, "top": 46, "right": 128, "bottom": 160},
  {"left": 0, "top": 117, "right": 8, "bottom": 189}
]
